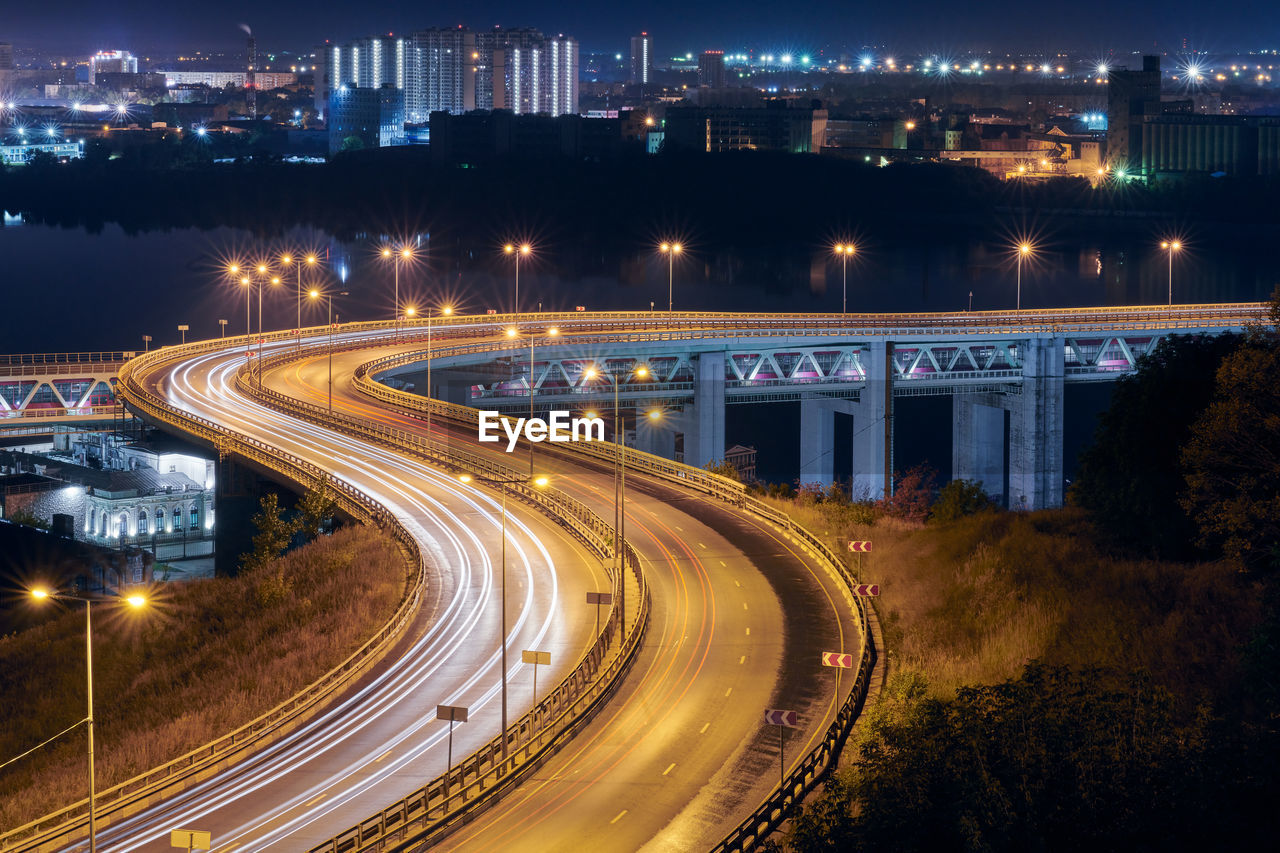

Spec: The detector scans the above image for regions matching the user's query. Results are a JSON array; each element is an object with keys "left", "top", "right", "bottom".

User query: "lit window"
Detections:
[{"left": 138, "top": 510, "right": 148, "bottom": 534}]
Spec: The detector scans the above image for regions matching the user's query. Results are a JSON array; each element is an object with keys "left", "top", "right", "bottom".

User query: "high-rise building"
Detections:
[
  {"left": 1105, "top": 55, "right": 1160, "bottom": 168},
  {"left": 698, "top": 51, "right": 726, "bottom": 88},
  {"left": 0, "top": 43, "right": 14, "bottom": 71},
  {"left": 630, "top": 32, "right": 652, "bottom": 85},
  {"left": 328, "top": 83, "right": 405, "bottom": 154},
  {"left": 89, "top": 50, "right": 137, "bottom": 85},
  {"left": 320, "top": 26, "right": 577, "bottom": 126},
  {"left": 408, "top": 28, "right": 476, "bottom": 121}
]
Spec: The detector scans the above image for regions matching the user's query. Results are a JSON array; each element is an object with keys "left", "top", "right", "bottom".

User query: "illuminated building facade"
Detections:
[
  {"left": 89, "top": 50, "right": 138, "bottom": 85},
  {"left": 630, "top": 32, "right": 652, "bottom": 85},
  {"left": 328, "top": 83, "right": 406, "bottom": 154},
  {"left": 698, "top": 51, "right": 726, "bottom": 88}
]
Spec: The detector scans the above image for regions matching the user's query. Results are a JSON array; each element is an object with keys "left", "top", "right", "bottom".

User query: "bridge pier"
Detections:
[
  {"left": 800, "top": 341, "right": 892, "bottom": 498},
  {"left": 952, "top": 336, "right": 1064, "bottom": 510},
  {"left": 675, "top": 351, "right": 726, "bottom": 469}
]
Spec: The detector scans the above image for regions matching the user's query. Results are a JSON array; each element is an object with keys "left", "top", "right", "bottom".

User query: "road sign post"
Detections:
[
  {"left": 521, "top": 649, "right": 551, "bottom": 732},
  {"left": 586, "top": 590, "right": 613, "bottom": 637},
  {"left": 764, "top": 709, "right": 799, "bottom": 789},
  {"left": 170, "top": 830, "right": 211, "bottom": 852},
  {"left": 177, "top": 324, "right": 189, "bottom": 345},
  {"left": 822, "top": 651, "right": 854, "bottom": 704},
  {"left": 848, "top": 539, "right": 872, "bottom": 574},
  {"left": 436, "top": 704, "right": 469, "bottom": 795}
]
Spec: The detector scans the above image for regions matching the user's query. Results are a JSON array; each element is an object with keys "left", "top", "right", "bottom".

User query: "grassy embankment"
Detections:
[
  {"left": 768, "top": 498, "right": 1261, "bottom": 708},
  {"left": 0, "top": 526, "right": 407, "bottom": 831}
]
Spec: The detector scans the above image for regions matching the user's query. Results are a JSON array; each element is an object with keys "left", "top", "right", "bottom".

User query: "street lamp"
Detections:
[
  {"left": 503, "top": 243, "right": 532, "bottom": 314},
  {"left": 832, "top": 242, "right": 857, "bottom": 314},
  {"left": 526, "top": 326, "right": 559, "bottom": 474},
  {"left": 257, "top": 275, "right": 281, "bottom": 387},
  {"left": 581, "top": 362, "right": 651, "bottom": 634},
  {"left": 1015, "top": 242, "right": 1033, "bottom": 311},
  {"left": 659, "top": 242, "right": 683, "bottom": 312},
  {"left": 1160, "top": 240, "right": 1182, "bottom": 305},
  {"left": 29, "top": 587, "right": 147, "bottom": 853},
  {"left": 456, "top": 472, "right": 550, "bottom": 762},
  {"left": 381, "top": 244, "right": 414, "bottom": 341},
  {"left": 310, "top": 288, "right": 349, "bottom": 413},
  {"left": 426, "top": 305, "right": 453, "bottom": 441}
]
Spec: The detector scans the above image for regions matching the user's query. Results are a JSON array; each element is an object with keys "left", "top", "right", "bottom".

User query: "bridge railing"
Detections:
[
  {"left": 0, "top": 352, "right": 429, "bottom": 853},
  {"left": 228, "top": 347, "right": 653, "bottom": 853},
  {"left": 0, "top": 352, "right": 133, "bottom": 366}
]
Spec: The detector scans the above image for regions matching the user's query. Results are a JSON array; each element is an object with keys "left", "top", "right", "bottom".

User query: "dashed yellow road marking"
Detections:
[
  {"left": 662, "top": 763, "right": 676, "bottom": 776},
  {"left": 611, "top": 809, "right": 628, "bottom": 824}
]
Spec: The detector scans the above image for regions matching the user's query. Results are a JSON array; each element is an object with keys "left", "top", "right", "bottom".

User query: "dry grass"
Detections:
[
  {"left": 0, "top": 526, "right": 407, "bottom": 830},
  {"left": 770, "top": 499, "right": 1262, "bottom": 705}
]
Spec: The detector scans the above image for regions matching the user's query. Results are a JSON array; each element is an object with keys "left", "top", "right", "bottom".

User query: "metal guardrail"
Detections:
[
  {"left": 0, "top": 353, "right": 133, "bottom": 366},
  {"left": 229, "top": 346, "right": 652, "bottom": 853},
  {"left": 348, "top": 344, "right": 880, "bottom": 852},
  {"left": 0, "top": 405, "right": 126, "bottom": 421},
  {"left": 0, "top": 351, "right": 429, "bottom": 853}
]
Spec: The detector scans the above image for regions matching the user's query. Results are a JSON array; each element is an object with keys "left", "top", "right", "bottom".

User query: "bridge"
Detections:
[
  {"left": 376, "top": 303, "right": 1261, "bottom": 508},
  {"left": 0, "top": 352, "right": 132, "bottom": 425},
  {"left": 1, "top": 303, "right": 1261, "bottom": 853}
]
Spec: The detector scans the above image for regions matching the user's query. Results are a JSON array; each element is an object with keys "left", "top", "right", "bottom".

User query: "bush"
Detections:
[{"left": 928, "top": 479, "right": 997, "bottom": 523}]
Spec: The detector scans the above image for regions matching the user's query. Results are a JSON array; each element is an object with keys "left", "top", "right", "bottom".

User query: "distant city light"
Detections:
[
  {"left": 1096, "top": 63, "right": 1109, "bottom": 75},
  {"left": 781, "top": 54, "right": 793, "bottom": 65}
]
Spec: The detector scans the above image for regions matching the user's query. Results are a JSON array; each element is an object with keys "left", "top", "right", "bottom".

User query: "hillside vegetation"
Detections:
[{"left": 0, "top": 525, "right": 407, "bottom": 830}]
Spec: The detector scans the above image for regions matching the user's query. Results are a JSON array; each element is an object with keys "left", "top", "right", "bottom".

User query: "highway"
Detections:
[
  {"left": 97, "top": 341, "right": 609, "bottom": 852},
  {"left": 68, "top": 318, "right": 863, "bottom": 852},
  {"left": 267, "top": 339, "right": 860, "bottom": 850}
]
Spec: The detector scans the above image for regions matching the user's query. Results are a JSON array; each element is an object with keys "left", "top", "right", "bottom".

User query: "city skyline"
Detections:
[{"left": 1, "top": 1, "right": 1276, "bottom": 56}]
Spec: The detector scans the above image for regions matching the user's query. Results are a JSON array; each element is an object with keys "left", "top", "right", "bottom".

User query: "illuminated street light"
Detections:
[
  {"left": 379, "top": 243, "right": 414, "bottom": 341},
  {"left": 581, "top": 362, "right": 651, "bottom": 636},
  {"left": 29, "top": 587, "right": 148, "bottom": 853},
  {"left": 832, "top": 242, "right": 857, "bottom": 313},
  {"left": 658, "top": 242, "right": 683, "bottom": 311},
  {"left": 1015, "top": 242, "right": 1034, "bottom": 311},
  {"left": 503, "top": 243, "right": 533, "bottom": 314},
  {"left": 454, "top": 472, "right": 550, "bottom": 762},
  {"left": 1160, "top": 240, "right": 1183, "bottom": 305},
  {"left": 310, "top": 288, "right": 349, "bottom": 413}
]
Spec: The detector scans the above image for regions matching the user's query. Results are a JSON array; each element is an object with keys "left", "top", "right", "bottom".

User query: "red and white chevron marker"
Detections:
[
  {"left": 821, "top": 652, "right": 854, "bottom": 668},
  {"left": 853, "top": 584, "right": 880, "bottom": 596},
  {"left": 763, "top": 709, "right": 799, "bottom": 727},
  {"left": 848, "top": 540, "right": 872, "bottom": 553}
]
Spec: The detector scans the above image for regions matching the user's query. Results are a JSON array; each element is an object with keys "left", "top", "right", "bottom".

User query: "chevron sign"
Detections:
[
  {"left": 764, "top": 709, "right": 798, "bottom": 727},
  {"left": 848, "top": 541, "right": 872, "bottom": 553},
  {"left": 853, "top": 584, "right": 880, "bottom": 596},
  {"left": 822, "top": 652, "right": 854, "bottom": 668}
]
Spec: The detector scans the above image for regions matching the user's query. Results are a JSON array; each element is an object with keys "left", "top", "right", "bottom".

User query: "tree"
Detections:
[
  {"left": 703, "top": 458, "right": 741, "bottom": 481},
  {"left": 339, "top": 135, "right": 365, "bottom": 153},
  {"left": 4, "top": 508, "right": 50, "bottom": 529},
  {"left": 928, "top": 478, "right": 996, "bottom": 523},
  {"left": 880, "top": 464, "right": 937, "bottom": 522},
  {"left": 789, "top": 663, "right": 1278, "bottom": 853},
  {"left": 240, "top": 492, "right": 297, "bottom": 573},
  {"left": 1180, "top": 320, "right": 1280, "bottom": 571},
  {"left": 1070, "top": 333, "right": 1240, "bottom": 559},
  {"left": 296, "top": 476, "right": 336, "bottom": 541}
]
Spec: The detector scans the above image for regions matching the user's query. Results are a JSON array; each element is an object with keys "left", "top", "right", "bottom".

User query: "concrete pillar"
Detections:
[
  {"left": 799, "top": 395, "right": 856, "bottom": 488},
  {"left": 948, "top": 337, "right": 1064, "bottom": 510},
  {"left": 952, "top": 395, "right": 1007, "bottom": 501},
  {"left": 852, "top": 340, "right": 891, "bottom": 499},
  {"left": 679, "top": 351, "right": 726, "bottom": 469},
  {"left": 1009, "top": 336, "right": 1064, "bottom": 510}
]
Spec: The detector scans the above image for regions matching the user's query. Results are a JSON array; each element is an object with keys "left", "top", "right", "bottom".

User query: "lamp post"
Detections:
[
  {"left": 503, "top": 243, "right": 532, "bottom": 314},
  {"left": 582, "top": 363, "right": 651, "bottom": 634},
  {"left": 1015, "top": 242, "right": 1033, "bottom": 311},
  {"left": 257, "top": 275, "right": 281, "bottom": 388},
  {"left": 526, "top": 326, "right": 559, "bottom": 474},
  {"left": 427, "top": 305, "right": 454, "bottom": 441},
  {"left": 659, "top": 242, "right": 682, "bottom": 312},
  {"left": 381, "top": 244, "right": 414, "bottom": 341},
  {"left": 832, "top": 243, "right": 856, "bottom": 314},
  {"left": 456, "top": 472, "right": 550, "bottom": 762},
  {"left": 1160, "top": 240, "right": 1182, "bottom": 305},
  {"left": 29, "top": 587, "right": 147, "bottom": 853},
  {"left": 310, "top": 289, "right": 348, "bottom": 414}
]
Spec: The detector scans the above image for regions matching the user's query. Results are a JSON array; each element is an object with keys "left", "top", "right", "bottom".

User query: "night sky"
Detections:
[{"left": 2, "top": 1, "right": 1273, "bottom": 56}]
